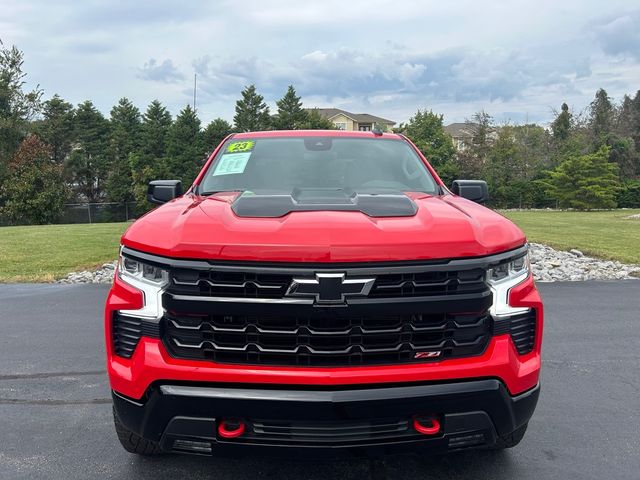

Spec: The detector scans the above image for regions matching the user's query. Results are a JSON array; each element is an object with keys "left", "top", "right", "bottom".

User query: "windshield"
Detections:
[{"left": 198, "top": 136, "right": 439, "bottom": 195}]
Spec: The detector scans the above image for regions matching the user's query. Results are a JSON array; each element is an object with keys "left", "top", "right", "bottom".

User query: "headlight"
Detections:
[
  {"left": 487, "top": 248, "right": 531, "bottom": 318},
  {"left": 117, "top": 249, "right": 168, "bottom": 318}
]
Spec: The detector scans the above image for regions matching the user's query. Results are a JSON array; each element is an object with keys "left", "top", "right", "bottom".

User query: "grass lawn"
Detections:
[
  {"left": 0, "top": 210, "right": 639, "bottom": 282},
  {"left": 0, "top": 222, "right": 129, "bottom": 282},
  {"left": 502, "top": 209, "right": 640, "bottom": 264}
]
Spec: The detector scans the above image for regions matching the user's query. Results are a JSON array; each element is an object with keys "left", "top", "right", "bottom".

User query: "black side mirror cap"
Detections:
[
  {"left": 147, "top": 180, "right": 182, "bottom": 205},
  {"left": 451, "top": 180, "right": 489, "bottom": 204}
]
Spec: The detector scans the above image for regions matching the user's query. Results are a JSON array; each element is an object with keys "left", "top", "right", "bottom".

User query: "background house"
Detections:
[
  {"left": 309, "top": 108, "right": 396, "bottom": 131},
  {"left": 444, "top": 122, "right": 498, "bottom": 151}
]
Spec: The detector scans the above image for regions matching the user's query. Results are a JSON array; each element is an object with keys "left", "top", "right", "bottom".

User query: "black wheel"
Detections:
[
  {"left": 492, "top": 422, "right": 528, "bottom": 449},
  {"left": 113, "top": 407, "right": 162, "bottom": 455}
]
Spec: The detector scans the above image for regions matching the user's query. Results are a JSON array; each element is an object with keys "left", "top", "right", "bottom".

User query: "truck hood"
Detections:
[{"left": 121, "top": 193, "right": 525, "bottom": 262}]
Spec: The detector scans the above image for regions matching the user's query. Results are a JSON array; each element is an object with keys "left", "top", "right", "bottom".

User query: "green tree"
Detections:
[
  {"left": 402, "top": 109, "right": 456, "bottom": 166},
  {"left": 0, "top": 41, "right": 42, "bottom": 181},
  {"left": 131, "top": 100, "right": 173, "bottom": 207},
  {"left": 0, "top": 135, "right": 69, "bottom": 224},
  {"left": 275, "top": 85, "right": 307, "bottom": 129},
  {"left": 617, "top": 180, "right": 640, "bottom": 208},
  {"left": 615, "top": 95, "right": 634, "bottom": 138},
  {"left": 66, "top": 100, "right": 110, "bottom": 201},
  {"left": 233, "top": 85, "right": 271, "bottom": 132},
  {"left": 539, "top": 146, "right": 619, "bottom": 210},
  {"left": 35, "top": 94, "right": 75, "bottom": 164},
  {"left": 551, "top": 102, "right": 571, "bottom": 143},
  {"left": 467, "top": 111, "right": 494, "bottom": 162},
  {"left": 400, "top": 109, "right": 457, "bottom": 185},
  {"left": 484, "top": 126, "right": 520, "bottom": 206},
  {"left": 606, "top": 134, "right": 638, "bottom": 178},
  {"left": 166, "top": 104, "right": 204, "bottom": 187},
  {"left": 203, "top": 118, "right": 233, "bottom": 152},
  {"left": 105, "top": 98, "right": 141, "bottom": 203},
  {"left": 631, "top": 90, "right": 640, "bottom": 153},
  {"left": 589, "top": 88, "right": 614, "bottom": 149},
  {"left": 300, "top": 109, "right": 336, "bottom": 129}
]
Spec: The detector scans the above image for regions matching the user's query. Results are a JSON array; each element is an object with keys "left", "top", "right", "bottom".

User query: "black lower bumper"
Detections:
[{"left": 112, "top": 379, "right": 539, "bottom": 456}]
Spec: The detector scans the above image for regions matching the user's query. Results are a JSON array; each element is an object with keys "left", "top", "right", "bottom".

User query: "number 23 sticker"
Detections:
[{"left": 226, "top": 141, "right": 255, "bottom": 153}]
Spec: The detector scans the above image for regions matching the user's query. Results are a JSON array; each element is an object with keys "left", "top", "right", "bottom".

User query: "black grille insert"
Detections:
[
  {"left": 167, "top": 267, "right": 487, "bottom": 300},
  {"left": 240, "top": 418, "right": 421, "bottom": 446},
  {"left": 162, "top": 310, "right": 492, "bottom": 367}
]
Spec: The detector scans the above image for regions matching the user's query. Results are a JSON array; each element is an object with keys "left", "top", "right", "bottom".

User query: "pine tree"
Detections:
[
  {"left": 275, "top": 85, "right": 307, "bottom": 129},
  {"left": 140, "top": 100, "right": 172, "bottom": 160},
  {"left": 589, "top": 88, "right": 614, "bottom": 148},
  {"left": 630, "top": 90, "right": 640, "bottom": 153},
  {"left": 66, "top": 100, "right": 110, "bottom": 201},
  {"left": 166, "top": 104, "right": 204, "bottom": 187},
  {"left": 130, "top": 100, "right": 173, "bottom": 208},
  {"left": 551, "top": 103, "right": 571, "bottom": 142},
  {"left": 616, "top": 95, "right": 634, "bottom": 138},
  {"left": 203, "top": 118, "right": 233, "bottom": 153},
  {"left": 106, "top": 98, "right": 141, "bottom": 203},
  {"left": 539, "top": 146, "right": 619, "bottom": 210},
  {"left": 233, "top": 85, "right": 271, "bottom": 132},
  {"left": 36, "top": 95, "right": 75, "bottom": 165}
]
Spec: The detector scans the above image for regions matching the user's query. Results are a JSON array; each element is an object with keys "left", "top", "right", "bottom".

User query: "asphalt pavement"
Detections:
[{"left": 0, "top": 281, "right": 639, "bottom": 479}]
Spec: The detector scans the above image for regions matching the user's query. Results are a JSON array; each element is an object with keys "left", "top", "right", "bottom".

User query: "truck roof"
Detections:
[{"left": 232, "top": 129, "right": 402, "bottom": 140}]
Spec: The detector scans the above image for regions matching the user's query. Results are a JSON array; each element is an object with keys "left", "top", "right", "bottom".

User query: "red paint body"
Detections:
[{"left": 105, "top": 130, "right": 543, "bottom": 402}]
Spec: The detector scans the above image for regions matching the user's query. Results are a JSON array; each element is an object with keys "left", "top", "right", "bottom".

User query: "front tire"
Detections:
[{"left": 113, "top": 407, "right": 162, "bottom": 455}]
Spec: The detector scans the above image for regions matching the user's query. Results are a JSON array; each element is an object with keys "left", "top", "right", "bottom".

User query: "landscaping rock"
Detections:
[
  {"left": 57, "top": 261, "right": 117, "bottom": 284},
  {"left": 528, "top": 243, "right": 639, "bottom": 282}
]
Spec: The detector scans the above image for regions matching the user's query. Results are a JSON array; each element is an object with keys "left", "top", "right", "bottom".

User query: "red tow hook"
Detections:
[
  {"left": 413, "top": 416, "right": 441, "bottom": 435},
  {"left": 217, "top": 419, "right": 246, "bottom": 439}
]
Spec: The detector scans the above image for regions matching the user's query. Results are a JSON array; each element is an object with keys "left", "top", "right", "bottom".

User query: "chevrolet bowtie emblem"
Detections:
[{"left": 286, "top": 273, "right": 376, "bottom": 304}]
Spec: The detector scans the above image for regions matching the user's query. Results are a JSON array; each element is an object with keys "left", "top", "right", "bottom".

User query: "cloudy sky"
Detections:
[{"left": 2, "top": 0, "right": 639, "bottom": 126}]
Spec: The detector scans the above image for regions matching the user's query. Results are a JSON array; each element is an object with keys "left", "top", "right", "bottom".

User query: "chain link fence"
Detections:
[{"left": 59, "top": 202, "right": 143, "bottom": 224}]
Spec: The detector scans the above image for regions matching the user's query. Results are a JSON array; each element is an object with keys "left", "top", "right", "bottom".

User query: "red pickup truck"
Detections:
[{"left": 105, "top": 130, "right": 543, "bottom": 456}]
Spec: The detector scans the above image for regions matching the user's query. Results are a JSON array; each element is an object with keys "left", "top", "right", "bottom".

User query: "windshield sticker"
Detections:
[
  {"left": 226, "top": 140, "right": 255, "bottom": 153},
  {"left": 212, "top": 152, "right": 251, "bottom": 176}
]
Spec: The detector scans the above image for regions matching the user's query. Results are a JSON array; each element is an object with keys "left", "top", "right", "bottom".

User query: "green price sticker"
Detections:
[{"left": 226, "top": 140, "right": 255, "bottom": 153}]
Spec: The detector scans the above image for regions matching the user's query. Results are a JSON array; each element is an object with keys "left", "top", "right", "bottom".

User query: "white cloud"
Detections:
[{"left": 2, "top": 0, "right": 639, "bottom": 125}]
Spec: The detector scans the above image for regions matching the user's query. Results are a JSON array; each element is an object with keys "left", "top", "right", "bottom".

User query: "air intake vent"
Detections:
[
  {"left": 509, "top": 310, "right": 537, "bottom": 355},
  {"left": 493, "top": 310, "right": 537, "bottom": 355},
  {"left": 112, "top": 313, "right": 160, "bottom": 358}
]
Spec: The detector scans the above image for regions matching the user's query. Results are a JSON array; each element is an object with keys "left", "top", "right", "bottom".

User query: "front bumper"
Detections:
[{"left": 113, "top": 379, "right": 539, "bottom": 456}]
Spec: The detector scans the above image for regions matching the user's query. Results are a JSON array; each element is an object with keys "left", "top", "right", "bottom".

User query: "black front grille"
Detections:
[
  {"left": 111, "top": 313, "right": 160, "bottom": 358},
  {"left": 162, "top": 310, "right": 492, "bottom": 367},
  {"left": 168, "top": 266, "right": 487, "bottom": 300},
  {"left": 369, "top": 268, "right": 486, "bottom": 297},
  {"left": 170, "top": 269, "right": 291, "bottom": 298}
]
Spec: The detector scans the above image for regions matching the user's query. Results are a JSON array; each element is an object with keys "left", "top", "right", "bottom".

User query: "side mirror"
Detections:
[
  {"left": 147, "top": 180, "right": 182, "bottom": 205},
  {"left": 451, "top": 180, "right": 489, "bottom": 204}
]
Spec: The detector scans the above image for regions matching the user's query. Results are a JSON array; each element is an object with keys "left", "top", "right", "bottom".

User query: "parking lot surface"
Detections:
[{"left": 0, "top": 281, "right": 639, "bottom": 479}]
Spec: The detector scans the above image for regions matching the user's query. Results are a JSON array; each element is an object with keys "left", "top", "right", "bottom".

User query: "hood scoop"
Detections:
[{"left": 231, "top": 188, "right": 418, "bottom": 218}]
